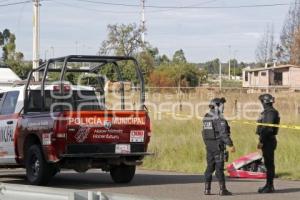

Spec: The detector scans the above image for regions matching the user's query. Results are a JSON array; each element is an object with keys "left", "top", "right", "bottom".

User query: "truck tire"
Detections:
[
  {"left": 25, "top": 145, "right": 54, "bottom": 185},
  {"left": 110, "top": 165, "right": 136, "bottom": 183}
]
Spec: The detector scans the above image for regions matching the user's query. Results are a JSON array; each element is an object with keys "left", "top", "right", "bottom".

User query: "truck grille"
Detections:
[{"left": 66, "top": 144, "right": 145, "bottom": 154}]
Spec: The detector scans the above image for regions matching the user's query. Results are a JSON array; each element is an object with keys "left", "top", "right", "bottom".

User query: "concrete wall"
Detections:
[
  {"left": 269, "top": 71, "right": 275, "bottom": 85},
  {"left": 282, "top": 70, "right": 289, "bottom": 86},
  {"left": 243, "top": 66, "right": 300, "bottom": 88},
  {"left": 242, "top": 70, "right": 250, "bottom": 87},
  {"left": 290, "top": 67, "right": 300, "bottom": 87},
  {"left": 245, "top": 70, "right": 269, "bottom": 87},
  {"left": 258, "top": 70, "right": 269, "bottom": 86}
]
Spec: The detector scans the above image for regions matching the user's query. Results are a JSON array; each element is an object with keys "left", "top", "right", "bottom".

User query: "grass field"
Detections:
[
  {"left": 142, "top": 116, "right": 300, "bottom": 180},
  {"left": 117, "top": 88, "right": 300, "bottom": 179}
]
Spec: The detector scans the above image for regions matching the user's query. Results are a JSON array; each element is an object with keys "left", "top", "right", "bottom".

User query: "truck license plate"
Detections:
[
  {"left": 115, "top": 144, "right": 131, "bottom": 154},
  {"left": 130, "top": 130, "right": 145, "bottom": 142}
]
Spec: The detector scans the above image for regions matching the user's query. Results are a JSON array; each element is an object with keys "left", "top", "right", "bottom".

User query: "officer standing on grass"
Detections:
[
  {"left": 202, "top": 97, "right": 236, "bottom": 196},
  {"left": 256, "top": 94, "right": 280, "bottom": 193}
]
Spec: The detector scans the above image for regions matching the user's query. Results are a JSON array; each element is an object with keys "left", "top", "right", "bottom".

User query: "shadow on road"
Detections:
[
  {"left": 0, "top": 171, "right": 263, "bottom": 190},
  {"left": 276, "top": 188, "right": 300, "bottom": 193},
  {"left": 230, "top": 187, "right": 300, "bottom": 196}
]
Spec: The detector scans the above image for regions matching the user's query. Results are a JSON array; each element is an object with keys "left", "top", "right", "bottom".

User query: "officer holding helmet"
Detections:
[
  {"left": 202, "top": 97, "right": 236, "bottom": 196},
  {"left": 256, "top": 94, "right": 280, "bottom": 193}
]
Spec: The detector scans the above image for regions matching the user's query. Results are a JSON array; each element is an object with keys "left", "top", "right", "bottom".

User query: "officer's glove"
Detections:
[
  {"left": 257, "top": 142, "right": 263, "bottom": 149},
  {"left": 228, "top": 146, "right": 236, "bottom": 153}
]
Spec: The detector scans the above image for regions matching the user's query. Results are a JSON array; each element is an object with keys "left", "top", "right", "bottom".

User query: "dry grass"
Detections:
[
  {"left": 142, "top": 89, "right": 300, "bottom": 180},
  {"left": 143, "top": 117, "right": 300, "bottom": 180}
]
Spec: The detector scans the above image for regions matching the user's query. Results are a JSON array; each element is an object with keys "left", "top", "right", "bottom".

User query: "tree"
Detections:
[
  {"left": 99, "top": 23, "right": 158, "bottom": 84},
  {"left": 6, "top": 59, "right": 32, "bottom": 79},
  {"left": 99, "top": 23, "right": 144, "bottom": 56},
  {"left": 223, "top": 59, "right": 240, "bottom": 76},
  {"left": 0, "top": 32, "right": 3, "bottom": 46},
  {"left": 158, "top": 54, "right": 170, "bottom": 65},
  {"left": 0, "top": 29, "right": 31, "bottom": 78},
  {"left": 255, "top": 24, "right": 275, "bottom": 65},
  {"left": 279, "top": 0, "right": 300, "bottom": 63},
  {"left": 172, "top": 49, "right": 187, "bottom": 63},
  {"left": 290, "top": 29, "right": 300, "bottom": 64},
  {"left": 203, "top": 58, "right": 220, "bottom": 74},
  {"left": 3, "top": 33, "right": 16, "bottom": 60},
  {"left": 0, "top": 29, "right": 12, "bottom": 60},
  {"left": 149, "top": 63, "right": 204, "bottom": 87}
]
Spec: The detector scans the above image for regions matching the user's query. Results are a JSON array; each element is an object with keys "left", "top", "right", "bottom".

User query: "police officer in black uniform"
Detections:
[
  {"left": 256, "top": 94, "right": 280, "bottom": 193},
  {"left": 202, "top": 97, "right": 236, "bottom": 196}
]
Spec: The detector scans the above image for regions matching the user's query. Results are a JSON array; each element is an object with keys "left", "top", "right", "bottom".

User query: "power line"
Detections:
[
  {"left": 0, "top": 0, "right": 14, "bottom": 3},
  {"left": 0, "top": 0, "right": 49, "bottom": 7},
  {"left": 0, "top": 0, "right": 19, "bottom": 3},
  {"left": 145, "top": 0, "right": 220, "bottom": 13},
  {"left": 49, "top": 0, "right": 137, "bottom": 14},
  {"left": 73, "top": 0, "right": 293, "bottom": 9},
  {"left": 0, "top": 0, "right": 31, "bottom": 7}
]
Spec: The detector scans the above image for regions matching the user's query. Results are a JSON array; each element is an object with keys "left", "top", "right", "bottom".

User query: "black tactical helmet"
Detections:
[
  {"left": 209, "top": 97, "right": 226, "bottom": 108},
  {"left": 259, "top": 93, "right": 275, "bottom": 104}
]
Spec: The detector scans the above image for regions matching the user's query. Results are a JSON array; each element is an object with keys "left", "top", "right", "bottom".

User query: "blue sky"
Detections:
[{"left": 0, "top": 0, "right": 292, "bottom": 63}]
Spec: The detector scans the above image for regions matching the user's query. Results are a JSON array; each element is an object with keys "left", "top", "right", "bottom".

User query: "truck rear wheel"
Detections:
[
  {"left": 25, "top": 145, "right": 54, "bottom": 185},
  {"left": 110, "top": 165, "right": 136, "bottom": 183}
]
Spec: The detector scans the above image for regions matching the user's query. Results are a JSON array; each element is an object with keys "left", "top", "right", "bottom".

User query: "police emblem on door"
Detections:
[{"left": 104, "top": 121, "right": 112, "bottom": 129}]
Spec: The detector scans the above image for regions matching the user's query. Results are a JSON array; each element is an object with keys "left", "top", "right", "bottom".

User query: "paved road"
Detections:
[{"left": 0, "top": 169, "right": 300, "bottom": 200}]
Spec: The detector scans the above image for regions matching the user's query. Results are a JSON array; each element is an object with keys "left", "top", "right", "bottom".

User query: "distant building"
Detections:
[{"left": 242, "top": 65, "right": 300, "bottom": 91}]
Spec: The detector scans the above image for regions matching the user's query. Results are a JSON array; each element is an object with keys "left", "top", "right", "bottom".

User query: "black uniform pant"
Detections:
[
  {"left": 262, "top": 140, "right": 277, "bottom": 185},
  {"left": 204, "top": 149, "right": 225, "bottom": 183}
]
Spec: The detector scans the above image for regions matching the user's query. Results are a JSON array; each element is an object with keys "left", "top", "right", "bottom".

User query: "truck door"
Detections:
[{"left": 0, "top": 91, "right": 19, "bottom": 164}]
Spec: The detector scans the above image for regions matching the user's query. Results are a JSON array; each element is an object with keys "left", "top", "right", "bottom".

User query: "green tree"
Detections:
[
  {"left": 172, "top": 49, "right": 187, "bottom": 63},
  {"left": 6, "top": 59, "right": 32, "bottom": 79},
  {"left": 0, "top": 32, "right": 3, "bottom": 46},
  {"left": 0, "top": 29, "right": 31, "bottom": 78},
  {"left": 99, "top": 23, "right": 144, "bottom": 56},
  {"left": 99, "top": 23, "right": 156, "bottom": 84},
  {"left": 203, "top": 58, "right": 220, "bottom": 74},
  {"left": 149, "top": 63, "right": 204, "bottom": 87},
  {"left": 3, "top": 33, "right": 16, "bottom": 60},
  {"left": 157, "top": 54, "right": 170, "bottom": 65}
]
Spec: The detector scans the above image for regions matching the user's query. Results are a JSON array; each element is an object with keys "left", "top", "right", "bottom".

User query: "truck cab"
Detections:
[{"left": 0, "top": 55, "right": 151, "bottom": 185}]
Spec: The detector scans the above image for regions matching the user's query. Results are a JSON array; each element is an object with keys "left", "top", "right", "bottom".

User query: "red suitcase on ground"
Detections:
[{"left": 227, "top": 152, "right": 266, "bottom": 179}]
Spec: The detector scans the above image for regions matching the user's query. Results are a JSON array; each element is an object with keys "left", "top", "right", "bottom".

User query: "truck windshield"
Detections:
[{"left": 28, "top": 90, "right": 103, "bottom": 112}]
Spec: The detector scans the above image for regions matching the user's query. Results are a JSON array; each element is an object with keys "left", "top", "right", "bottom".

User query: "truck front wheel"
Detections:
[
  {"left": 25, "top": 145, "right": 54, "bottom": 185},
  {"left": 110, "top": 165, "right": 136, "bottom": 183}
]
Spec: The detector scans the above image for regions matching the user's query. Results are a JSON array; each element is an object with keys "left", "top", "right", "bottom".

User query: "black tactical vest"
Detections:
[
  {"left": 257, "top": 107, "right": 280, "bottom": 135},
  {"left": 202, "top": 113, "right": 217, "bottom": 140}
]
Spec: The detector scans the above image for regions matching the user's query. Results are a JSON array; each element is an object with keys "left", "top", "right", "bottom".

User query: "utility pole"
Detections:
[
  {"left": 141, "top": 0, "right": 145, "bottom": 45},
  {"left": 50, "top": 46, "right": 54, "bottom": 57},
  {"left": 219, "top": 61, "right": 222, "bottom": 90},
  {"left": 228, "top": 45, "right": 231, "bottom": 80},
  {"left": 233, "top": 50, "right": 238, "bottom": 80},
  {"left": 44, "top": 49, "right": 48, "bottom": 61},
  {"left": 33, "top": 0, "right": 40, "bottom": 81}
]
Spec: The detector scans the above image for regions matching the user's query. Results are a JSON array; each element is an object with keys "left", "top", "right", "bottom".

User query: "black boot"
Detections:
[
  {"left": 258, "top": 178, "right": 275, "bottom": 193},
  {"left": 204, "top": 182, "right": 211, "bottom": 195},
  {"left": 219, "top": 182, "right": 232, "bottom": 196},
  {"left": 258, "top": 181, "right": 275, "bottom": 193},
  {"left": 258, "top": 184, "right": 275, "bottom": 193}
]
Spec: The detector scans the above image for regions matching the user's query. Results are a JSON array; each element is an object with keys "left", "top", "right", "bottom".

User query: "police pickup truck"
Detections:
[{"left": 0, "top": 55, "right": 151, "bottom": 185}]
